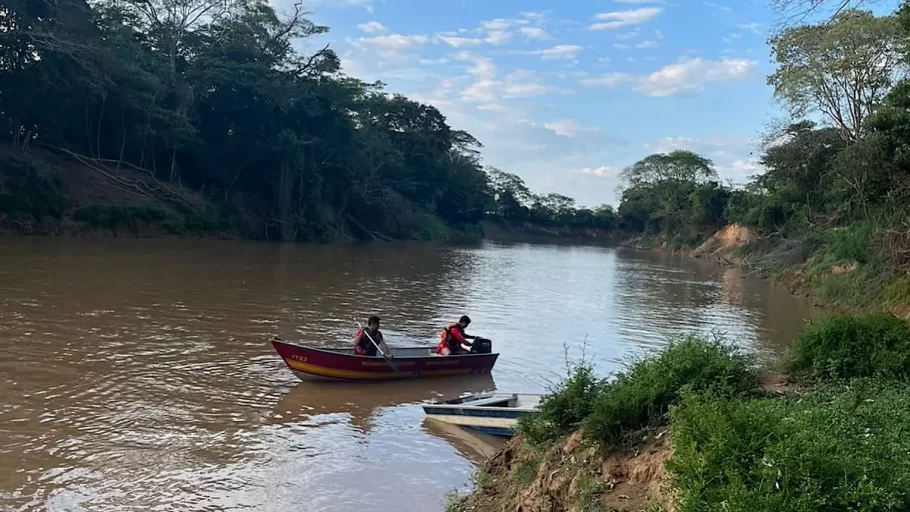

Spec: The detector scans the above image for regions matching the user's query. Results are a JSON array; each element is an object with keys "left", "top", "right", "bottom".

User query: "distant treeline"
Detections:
[
  {"left": 4, "top": 1, "right": 910, "bottom": 250},
  {"left": 0, "top": 0, "right": 619, "bottom": 241}
]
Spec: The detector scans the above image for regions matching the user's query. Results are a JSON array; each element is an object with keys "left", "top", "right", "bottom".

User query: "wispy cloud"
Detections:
[
  {"left": 356, "top": 21, "right": 387, "bottom": 34},
  {"left": 589, "top": 7, "right": 663, "bottom": 31},
  {"left": 580, "top": 73, "right": 636, "bottom": 87},
  {"left": 638, "top": 57, "right": 755, "bottom": 96},
  {"left": 578, "top": 166, "right": 620, "bottom": 177},
  {"left": 520, "top": 26, "right": 551, "bottom": 40},
  {"left": 436, "top": 35, "right": 484, "bottom": 48},
  {"left": 358, "top": 34, "right": 430, "bottom": 57},
  {"left": 542, "top": 119, "right": 598, "bottom": 138},
  {"left": 738, "top": 22, "right": 764, "bottom": 35},
  {"left": 581, "top": 57, "right": 756, "bottom": 97}
]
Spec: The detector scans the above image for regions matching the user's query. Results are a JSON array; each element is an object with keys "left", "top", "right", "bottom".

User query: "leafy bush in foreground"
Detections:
[
  {"left": 518, "top": 335, "right": 759, "bottom": 448},
  {"left": 788, "top": 313, "right": 910, "bottom": 381},
  {"left": 668, "top": 380, "right": 910, "bottom": 512},
  {"left": 584, "top": 335, "right": 759, "bottom": 449},
  {"left": 517, "top": 358, "right": 607, "bottom": 444}
]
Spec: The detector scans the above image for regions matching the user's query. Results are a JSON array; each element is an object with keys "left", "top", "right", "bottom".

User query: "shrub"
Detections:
[
  {"left": 584, "top": 335, "right": 758, "bottom": 450},
  {"left": 788, "top": 313, "right": 910, "bottom": 381},
  {"left": 73, "top": 205, "right": 169, "bottom": 228},
  {"left": 413, "top": 213, "right": 452, "bottom": 241},
  {"left": 668, "top": 381, "right": 910, "bottom": 512},
  {"left": 820, "top": 223, "right": 874, "bottom": 264},
  {"left": 517, "top": 357, "right": 607, "bottom": 445},
  {"left": 0, "top": 159, "right": 65, "bottom": 219}
]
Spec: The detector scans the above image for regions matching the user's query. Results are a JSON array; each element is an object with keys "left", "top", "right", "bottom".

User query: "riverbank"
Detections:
[
  {"left": 0, "top": 146, "right": 593, "bottom": 244},
  {"left": 622, "top": 223, "right": 910, "bottom": 318},
  {"left": 448, "top": 314, "right": 910, "bottom": 512}
]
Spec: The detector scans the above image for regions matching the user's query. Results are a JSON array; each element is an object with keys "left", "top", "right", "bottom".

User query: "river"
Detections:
[{"left": 0, "top": 237, "right": 820, "bottom": 512}]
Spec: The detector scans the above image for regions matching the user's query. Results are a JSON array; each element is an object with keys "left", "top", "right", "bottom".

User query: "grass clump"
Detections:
[
  {"left": 413, "top": 214, "right": 452, "bottom": 241},
  {"left": 584, "top": 334, "right": 759, "bottom": 450},
  {"left": 74, "top": 205, "right": 169, "bottom": 230},
  {"left": 788, "top": 313, "right": 910, "bottom": 381},
  {"left": 668, "top": 380, "right": 910, "bottom": 512},
  {"left": 0, "top": 158, "right": 66, "bottom": 219},
  {"left": 518, "top": 335, "right": 759, "bottom": 449},
  {"left": 517, "top": 355, "right": 607, "bottom": 445}
]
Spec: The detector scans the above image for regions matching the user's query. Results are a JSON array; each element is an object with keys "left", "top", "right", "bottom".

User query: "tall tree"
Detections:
[{"left": 768, "top": 9, "right": 907, "bottom": 141}]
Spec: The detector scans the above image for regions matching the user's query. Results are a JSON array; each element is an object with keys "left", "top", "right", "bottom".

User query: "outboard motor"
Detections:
[{"left": 470, "top": 338, "right": 493, "bottom": 354}]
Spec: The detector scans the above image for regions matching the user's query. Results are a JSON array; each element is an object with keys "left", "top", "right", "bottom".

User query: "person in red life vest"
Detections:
[
  {"left": 354, "top": 315, "right": 391, "bottom": 357},
  {"left": 437, "top": 315, "right": 478, "bottom": 355}
]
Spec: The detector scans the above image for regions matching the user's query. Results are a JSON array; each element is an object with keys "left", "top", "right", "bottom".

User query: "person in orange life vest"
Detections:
[
  {"left": 354, "top": 315, "right": 391, "bottom": 357},
  {"left": 437, "top": 315, "right": 478, "bottom": 355}
]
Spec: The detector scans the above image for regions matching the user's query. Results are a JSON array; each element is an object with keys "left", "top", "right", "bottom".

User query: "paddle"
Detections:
[{"left": 355, "top": 319, "right": 398, "bottom": 372}]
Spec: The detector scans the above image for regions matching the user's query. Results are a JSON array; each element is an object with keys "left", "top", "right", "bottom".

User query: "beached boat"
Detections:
[
  {"left": 421, "top": 392, "right": 542, "bottom": 437},
  {"left": 270, "top": 337, "right": 500, "bottom": 382}
]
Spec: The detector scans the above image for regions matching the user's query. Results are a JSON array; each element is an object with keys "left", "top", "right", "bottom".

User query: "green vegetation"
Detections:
[
  {"left": 517, "top": 357, "right": 607, "bottom": 444},
  {"left": 0, "top": 0, "right": 617, "bottom": 241},
  {"left": 0, "top": 159, "right": 65, "bottom": 220},
  {"left": 480, "top": 314, "right": 910, "bottom": 512},
  {"left": 584, "top": 336, "right": 758, "bottom": 450},
  {"left": 517, "top": 335, "right": 759, "bottom": 449},
  {"left": 788, "top": 313, "right": 910, "bottom": 381},
  {"left": 669, "top": 381, "right": 910, "bottom": 512}
]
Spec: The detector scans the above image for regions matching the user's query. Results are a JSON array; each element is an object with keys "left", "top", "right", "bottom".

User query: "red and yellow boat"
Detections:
[{"left": 271, "top": 336, "right": 500, "bottom": 382}]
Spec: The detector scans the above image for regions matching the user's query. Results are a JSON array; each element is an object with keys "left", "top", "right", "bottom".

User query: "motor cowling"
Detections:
[{"left": 470, "top": 338, "right": 493, "bottom": 354}]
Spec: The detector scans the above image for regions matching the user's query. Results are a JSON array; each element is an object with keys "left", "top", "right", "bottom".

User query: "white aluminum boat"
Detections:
[{"left": 421, "top": 392, "right": 542, "bottom": 437}]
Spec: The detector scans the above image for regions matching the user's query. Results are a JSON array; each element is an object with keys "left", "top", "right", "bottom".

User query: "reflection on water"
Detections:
[{"left": 0, "top": 237, "right": 821, "bottom": 511}]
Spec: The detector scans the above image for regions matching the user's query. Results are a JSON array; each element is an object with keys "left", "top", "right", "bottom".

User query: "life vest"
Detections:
[
  {"left": 437, "top": 323, "right": 465, "bottom": 354},
  {"left": 355, "top": 329, "right": 380, "bottom": 356}
]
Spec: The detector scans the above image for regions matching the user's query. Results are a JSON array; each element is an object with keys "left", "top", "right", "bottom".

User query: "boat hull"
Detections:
[
  {"left": 421, "top": 393, "right": 541, "bottom": 437},
  {"left": 271, "top": 338, "right": 499, "bottom": 382}
]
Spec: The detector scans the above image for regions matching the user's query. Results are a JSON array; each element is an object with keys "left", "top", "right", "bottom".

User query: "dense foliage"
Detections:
[
  {"left": 788, "top": 312, "right": 910, "bottom": 381},
  {"left": 516, "top": 335, "right": 759, "bottom": 449},
  {"left": 0, "top": 0, "right": 617, "bottom": 240},
  {"left": 669, "top": 381, "right": 910, "bottom": 512}
]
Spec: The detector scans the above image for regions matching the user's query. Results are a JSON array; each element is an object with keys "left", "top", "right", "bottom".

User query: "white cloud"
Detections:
[
  {"left": 542, "top": 119, "right": 598, "bottom": 138},
  {"left": 503, "top": 82, "right": 550, "bottom": 98},
  {"left": 638, "top": 57, "right": 755, "bottom": 97},
  {"left": 738, "top": 22, "right": 763, "bottom": 35},
  {"left": 357, "top": 21, "right": 386, "bottom": 34},
  {"left": 581, "top": 57, "right": 755, "bottom": 96},
  {"left": 615, "top": 0, "right": 666, "bottom": 3},
  {"left": 481, "top": 18, "right": 516, "bottom": 31},
  {"left": 463, "top": 79, "right": 500, "bottom": 103},
  {"left": 724, "top": 158, "right": 762, "bottom": 174},
  {"left": 359, "top": 34, "right": 429, "bottom": 53},
  {"left": 461, "top": 69, "right": 553, "bottom": 104},
  {"left": 580, "top": 73, "right": 635, "bottom": 87},
  {"left": 520, "top": 26, "right": 551, "bottom": 40},
  {"left": 579, "top": 166, "right": 620, "bottom": 177},
  {"left": 616, "top": 29, "right": 641, "bottom": 40},
  {"left": 589, "top": 7, "right": 662, "bottom": 31},
  {"left": 536, "top": 44, "right": 583, "bottom": 60},
  {"left": 485, "top": 30, "right": 513, "bottom": 45},
  {"left": 616, "top": 40, "right": 657, "bottom": 50},
  {"left": 436, "top": 35, "right": 484, "bottom": 48},
  {"left": 455, "top": 52, "right": 496, "bottom": 78}
]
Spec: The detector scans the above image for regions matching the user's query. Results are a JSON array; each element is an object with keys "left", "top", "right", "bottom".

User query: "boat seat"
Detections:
[{"left": 467, "top": 395, "right": 517, "bottom": 407}]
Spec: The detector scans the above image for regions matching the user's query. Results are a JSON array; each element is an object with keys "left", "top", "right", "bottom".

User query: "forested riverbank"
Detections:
[
  {"left": 0, "top": 0, "right": 619, "bottom": 242},
  {"left": 5, "top": 0, "right": 910, "bottom": 315}
]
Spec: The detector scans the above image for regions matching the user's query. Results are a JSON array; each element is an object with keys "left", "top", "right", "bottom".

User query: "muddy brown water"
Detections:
[{"left": 0, "top": 237, "right": 821, "bottom": 511}]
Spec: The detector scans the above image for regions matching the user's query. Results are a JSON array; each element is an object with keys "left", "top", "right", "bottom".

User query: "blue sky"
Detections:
[{"left": 268, "top": 0, "right": 869, "bottom": 207}]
